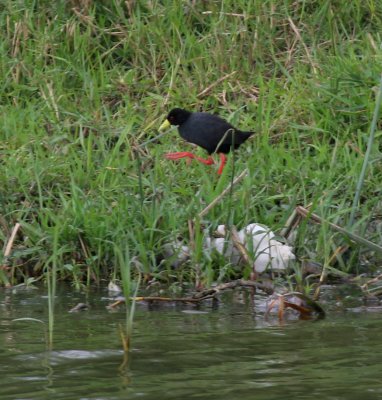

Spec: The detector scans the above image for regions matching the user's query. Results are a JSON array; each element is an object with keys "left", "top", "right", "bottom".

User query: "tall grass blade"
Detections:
[
  {"left": 116, "top": 244, "right": 140, "bottom": 354},
  {"left": 349, "top": 74, "right": 382, "bottom": 227},
  {"left": 46, "top": 224, "right": 59, "bottom": 349}
]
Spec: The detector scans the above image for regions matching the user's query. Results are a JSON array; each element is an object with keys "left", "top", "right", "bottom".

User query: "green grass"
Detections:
[{"left": 1, "top": 0, "right": 382, "bottom": 288}]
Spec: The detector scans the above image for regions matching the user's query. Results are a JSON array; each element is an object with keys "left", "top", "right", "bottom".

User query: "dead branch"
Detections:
[
  {"left": 230, "top": 226, "right": 252, "bottom": 265},
  {"left": 287, "top": 17, "right": 318, "bottom": 75},
  {"left": 4, "top": 223, "right": 21, "bottom": 258},
  {"left": 361, "top": 273, "right": 382, "bottom": 291},
  {"left": 198, "top": 169, "right": 248, "bottom": 218},
  {"left": 107, "top": 279, "right": 274, "bottom": 308},
  {"left": 296, "top": 206, "right": 382, "bottom": 254},
  {"left": 197, "top": 71, "right": 237, "bottom": 98},
  {"left": 280, "top": 208, "right": 300, "bottom": 239}
]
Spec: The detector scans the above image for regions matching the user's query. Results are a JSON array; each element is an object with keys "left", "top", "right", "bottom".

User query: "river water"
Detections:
[{"left": 1, "top": 285, "right": 382, "bottom": 399}]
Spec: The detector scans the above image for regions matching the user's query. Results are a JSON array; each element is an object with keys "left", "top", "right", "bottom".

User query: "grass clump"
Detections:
[{"left": 1, "top": 0, "right": 382, "bottom": 288}]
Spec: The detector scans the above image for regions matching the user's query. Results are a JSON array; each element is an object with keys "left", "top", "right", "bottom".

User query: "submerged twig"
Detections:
[{"left": 108, "top": 279, "right": 274, "bottom": 308}]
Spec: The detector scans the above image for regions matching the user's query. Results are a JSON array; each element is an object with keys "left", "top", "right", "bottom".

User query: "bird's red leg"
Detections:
[
  {"left": 217, "top": 153, "right": 227, "bottom": 175},
  {"left": 195, "top": 155, "right": 215, "bottom": 165},
  {"left": 165, "top": 152, "right": 215, "bottom": 165},
  {"left": 165, "top": 151, "right": 196, "bottom": 160}
]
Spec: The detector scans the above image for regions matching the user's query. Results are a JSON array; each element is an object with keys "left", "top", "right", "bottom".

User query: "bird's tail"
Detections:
[
  {"left": 236, "top": 130, "right": 255, "bottom": 144},
  {"left": 242, "top": 130, "right": 255, "bottom": 138}
]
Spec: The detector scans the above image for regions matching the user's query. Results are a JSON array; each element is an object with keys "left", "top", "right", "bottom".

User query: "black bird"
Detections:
[{"left": 159, "top": 108, "right": 254, "bottom": 175}]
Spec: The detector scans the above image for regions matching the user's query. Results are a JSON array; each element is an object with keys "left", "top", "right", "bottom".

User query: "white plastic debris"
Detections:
[
  {"left": 108, "top": 281, "right": 122, "bottom": 294},
  {"left": 205, "top": 223, "right": 295, "bottom": 273},
  {"left": 162, "top": 240, "right": 190, "bottom": 269},
  {"left": 162, "top": 223, "right": 295, "bottom": 273}
]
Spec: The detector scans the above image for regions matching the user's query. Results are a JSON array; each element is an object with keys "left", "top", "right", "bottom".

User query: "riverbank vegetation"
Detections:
[{"left": 1, "top": 0, "right": 382, "bottom": 290}]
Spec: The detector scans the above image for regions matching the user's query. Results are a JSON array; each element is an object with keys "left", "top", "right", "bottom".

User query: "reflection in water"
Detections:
[{"left": 1, "top": 286, "right": 382, "bottom": 399}]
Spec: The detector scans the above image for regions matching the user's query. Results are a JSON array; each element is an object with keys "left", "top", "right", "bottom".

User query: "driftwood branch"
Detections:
[{"left": 107, "top": 279, "right": 274, "bottom": 308}]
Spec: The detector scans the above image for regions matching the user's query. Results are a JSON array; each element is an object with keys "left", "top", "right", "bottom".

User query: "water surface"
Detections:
[{"left": 1, "top": 285, "right": 382, "bottom": 399}]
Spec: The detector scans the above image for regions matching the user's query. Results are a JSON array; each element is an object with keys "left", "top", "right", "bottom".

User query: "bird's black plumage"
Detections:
[{"left": 165, "top": 108, "right": 253, "bottom": 154}]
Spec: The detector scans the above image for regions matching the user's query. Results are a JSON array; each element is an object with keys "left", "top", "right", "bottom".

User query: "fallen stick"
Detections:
[
  {"left": 4, "top": 223, "right": 21, "bottom": 258},
  {"left": 287, "top": 17, "right": 318, "bottom": 76},
  {"left": 230, "top": 226, "right": 252, "bottom": 266},
  {"left": 198, "top": 168, "right": 248, "bottom": 218},
  {"left": 360, "top": 273, "right": 382, "bottom": 291},
  {"left": 296, "top": 206, "right": 382, "bottom": 254},
  {"left": 197, "top": 71, "right": 237, "bottom": 98},
  {"left": 280, "top": 208, "right": 300, "bottom": 239},
  {"left": 201, "top": 11, "right": 248, "bottom": 18},
  {"left": 216, "top": 225, "right": 258, "bottom": 277}
]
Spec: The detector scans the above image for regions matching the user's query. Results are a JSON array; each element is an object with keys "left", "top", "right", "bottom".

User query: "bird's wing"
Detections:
[{"left": 180, "top": 113, "right": 237, "bottom": 153}]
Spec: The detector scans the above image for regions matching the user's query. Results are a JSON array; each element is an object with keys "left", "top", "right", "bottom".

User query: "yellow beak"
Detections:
[{"left": 159, "top": 119, "right": 171, "bottom": 132}]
